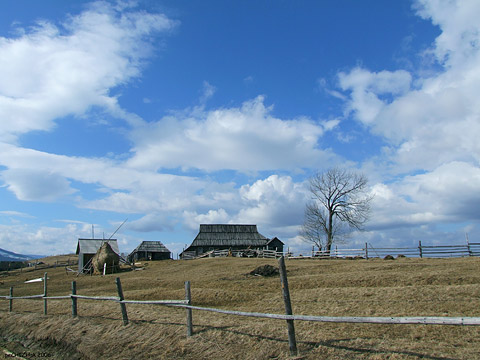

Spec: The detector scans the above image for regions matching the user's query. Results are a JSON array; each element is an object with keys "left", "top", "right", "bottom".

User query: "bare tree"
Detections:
[{"left": 300, "top": 167, "right": 372, "bottom": 254}]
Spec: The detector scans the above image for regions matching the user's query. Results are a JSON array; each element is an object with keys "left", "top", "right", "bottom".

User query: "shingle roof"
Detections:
[
  {"left": 76, "top": 239, "right": 119, "bottom": 255},
  {"left": 190, "top": 224, "right": 271, "bottom": 247},
  {"left": 131, "top": 241, "right": 170, "bottom": 253}
]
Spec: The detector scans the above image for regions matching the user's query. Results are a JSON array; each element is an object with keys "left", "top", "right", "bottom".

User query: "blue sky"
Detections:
[{"left": 1, "top": 0, "right": 479, "bottom": 257}]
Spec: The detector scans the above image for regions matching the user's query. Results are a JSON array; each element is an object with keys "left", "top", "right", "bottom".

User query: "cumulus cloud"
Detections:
[
  {"left": 0, "top": 1, "right": 176, "bottom": 142},
  {"left": 1, "top": 168, "right": 76, "bottom": 202},
  {"left": 336, "top": 0, "right": 480, "bottom": 245},
  {"left": 0, "top": 142, "right": 207, "bottom": 214},
  {"left": 367, "top": 161, "right": 480, "bottom": 234},
  {"left": 338, "top": 68, "right": 412, "bottom": 126},
  {"left": 338, "top": 0, "right": 480, "bottom": 173},
  {"left": 236, "top": 175, "right": 307, "bottom": 226},
  {"left": 127, "top": 96, "right": 334, "bottom": 172},
  {"left": 182, "top": 175, "right": 308, "bottom": 242},
  {"left": 183, "top": 209, "right": 230, "bottom": 231},
  {"left": 0, "top": 222, "right": 89, "bottom": 254}
]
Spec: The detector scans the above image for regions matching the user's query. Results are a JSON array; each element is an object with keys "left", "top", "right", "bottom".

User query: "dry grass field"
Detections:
[{"left": 0, "top": 256, "right": 479, "bottom": 359}]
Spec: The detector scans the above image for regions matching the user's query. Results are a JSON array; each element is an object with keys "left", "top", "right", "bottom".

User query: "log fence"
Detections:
[
  {"left": 310, "top": 241, "right": 480, "bottom": 259},
  {"left": 1, "top": 257, "right": 480, "bottom": 356},
  {"left": 180, "top": 241, "right": 480, "bottom": 261}
]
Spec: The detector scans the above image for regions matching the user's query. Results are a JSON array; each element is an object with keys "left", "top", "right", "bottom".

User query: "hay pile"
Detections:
[
  {"left": 248, "top": 264, "right": 279, "bottom": 277},
  {"left": 91, "top": 242, "right": 119, "bottom": 274}
]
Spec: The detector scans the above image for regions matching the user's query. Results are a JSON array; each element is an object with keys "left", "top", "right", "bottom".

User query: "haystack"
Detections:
[{"left": 91, "top": 242, "right": 120, "bottom": 274}]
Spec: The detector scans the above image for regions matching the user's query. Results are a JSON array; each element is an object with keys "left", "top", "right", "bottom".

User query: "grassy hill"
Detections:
[{"left": 0, "top": 256, "right": 479, "bottom": 359}]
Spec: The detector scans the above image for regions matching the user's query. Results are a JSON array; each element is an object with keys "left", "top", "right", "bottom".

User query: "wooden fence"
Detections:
[
  {"left": 310, "top": 241, "right": 480, "bottom": 259},
  {"left": 1, "top": 257, "right": 480, "bottom": 356},
  {"left": 181, "top": 241, "right": 480, "bottom": 261},
  {"left": 182, "top": 248, "right": 286, "bottom": 260}
]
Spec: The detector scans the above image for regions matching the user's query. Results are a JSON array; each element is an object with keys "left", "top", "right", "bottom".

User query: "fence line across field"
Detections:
[
  {"left": 307, "top": 241, "right": 480, "bottom": 259},
  {"left": 184, "top": 241, "right": 480, "bottom": 260},
  {"left": 1, "top": 257, "right": 480, "bottom": 356}
]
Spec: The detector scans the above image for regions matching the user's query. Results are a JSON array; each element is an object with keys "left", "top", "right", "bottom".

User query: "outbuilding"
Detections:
[{"left": 128, "top": 241, "right": 171, "bottom": 262}]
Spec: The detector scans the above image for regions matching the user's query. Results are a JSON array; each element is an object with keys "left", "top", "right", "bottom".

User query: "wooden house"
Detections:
[
  {"left": 128, "top": 241, "right": 171, "bottom": 262},
  {"left": 76, "top": 238, "right": 119, "bottom": 273},
  {"left": 181, "top": 224, "right": 284, "bottom": 258}
]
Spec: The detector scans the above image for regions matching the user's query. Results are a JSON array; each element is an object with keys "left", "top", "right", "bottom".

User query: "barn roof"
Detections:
[
  {"left": 131, "top": 241, "right": 170, "bottom": 253},
  {"left": 189, "top": 224, "right": 280, "bottom": 247},
  {"left": 76, "top": 239, "right": 119, "bottom": 255}
]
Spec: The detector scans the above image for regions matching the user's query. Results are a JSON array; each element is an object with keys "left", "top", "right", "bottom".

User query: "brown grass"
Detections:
[{"left": 0, "top": 256, "right": 479, "bottom": 359}]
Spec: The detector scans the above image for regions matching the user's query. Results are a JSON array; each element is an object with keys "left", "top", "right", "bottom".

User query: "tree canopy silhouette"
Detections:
[{"left": 300, "top": 167, "right": 372, "bottom": 254}]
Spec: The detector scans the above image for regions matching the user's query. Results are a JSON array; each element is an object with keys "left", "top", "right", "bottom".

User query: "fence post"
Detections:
[
  {"left": 466, "top": 235, "right": 472, "bottom": 256},
  {"left": 115, "top": 277, "right": 129, "bottom": 325},
  {"left": 278, "top": 256, "right": 298, "bottom": 356},
  {"left": 43, "top": 272, "right": 48, "bottom": 315},
  {"left": 419, "top": 241, "right": 423, "bottom": 258},
  {"left": 9, "top": 287, "right": 13, "bottom": 312},
  {"left": 185, "top": 281, "right": 193, "bottom": 336},
  {"left": 71, "top": 281, "right": 77, "bottom": 318},
  {"left": 365, "top": 243, "right": 369, "bottom": 260}
]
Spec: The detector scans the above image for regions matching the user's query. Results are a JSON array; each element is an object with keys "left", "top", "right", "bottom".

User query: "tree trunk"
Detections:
[{"left": 326, "top": 211, "right": 333, "bottom": 254}]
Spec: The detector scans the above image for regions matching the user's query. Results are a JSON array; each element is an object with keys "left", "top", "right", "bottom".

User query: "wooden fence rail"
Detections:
[
  {"left": 166, "top": 303, "right": 480, "bottom": 326},
  {"left": 183, "top": 241, "right": 480, "bottom": 261},
  {"left": 1, "top": 257, "right": 480, "bottom": 357},
  {"left": 309, "top": 241, "right": 480, "bottom": 259}
]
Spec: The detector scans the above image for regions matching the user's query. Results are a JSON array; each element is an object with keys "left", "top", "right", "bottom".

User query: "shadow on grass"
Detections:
[
  {"left": 0, "top": 309, "right": 460, "bottom": 360},
  {"left": 190, "top": 322, "right": 458, "bottom": 360}
]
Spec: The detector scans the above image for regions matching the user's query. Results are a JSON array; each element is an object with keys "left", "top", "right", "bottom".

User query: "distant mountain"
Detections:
[{"left": 0, "top": 248, "right": 44, "bottom": 262}]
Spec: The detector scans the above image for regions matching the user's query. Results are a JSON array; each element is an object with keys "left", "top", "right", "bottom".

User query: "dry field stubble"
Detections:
[{"left": 0, "top": 256, "right": 479, "bottom": 359}]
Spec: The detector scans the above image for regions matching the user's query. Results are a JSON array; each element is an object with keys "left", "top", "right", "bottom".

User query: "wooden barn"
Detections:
[
  {"left": 76, "top": 238, "right": 119, "bottom": 273},
  {"left": 128, "top": 241, "right": 171, "bottom": 262},
  {"left": 181, "top": 224, "right": 284, "bottom": 258}
]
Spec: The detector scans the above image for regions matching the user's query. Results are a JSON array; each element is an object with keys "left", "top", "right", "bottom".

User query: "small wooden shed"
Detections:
[
  {"left": 76, "top": 238, "right": 119, "bottom": 273},
  {"left": 128, "top": 241, "right": 171, "bottom": 262}
]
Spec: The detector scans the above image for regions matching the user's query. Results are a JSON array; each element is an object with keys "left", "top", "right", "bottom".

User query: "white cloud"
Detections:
[
  {"left": 0, "top": 222, "right": 89, "bottom": 255},
  {"left": 335, "top": 0, "right": 480, "bottom": 253},
  {"left": 180, "top": 175, "right": 309, "bottom": 251},
  {"left": 183, "top": 209, "right": 230, "bottom": 231},
  {"left": 414, "top": 0, "right": 480, "bottom": 66},
  {"left": 199, "top": 81, "right": 216, "bottom": 104},
  {"left": 0, "top": 142, "right": 207, "bottom": 213},
  {"left": 0, "top": 1, "right": 176, "bottom": 142},
  {"left": 338, "top": 0, "right": 480, "bottom": 175},
  {"left": 338, "top": 68, "right": 412, "bottom": 125},
  {"left": 1, "top": 169, "right": 76, "bottom": 202},
  {"left": 366, "top": 161, "right": 480, "bottom": 233},
  {"left": 127, "top": 213, "right": 175, "bottom": 233},
  {"left": 0, "top": 210, "right": 34, "bottom": 218},
  {"left": 127, "top": 96, "right": 334, "bottom": 172}
]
